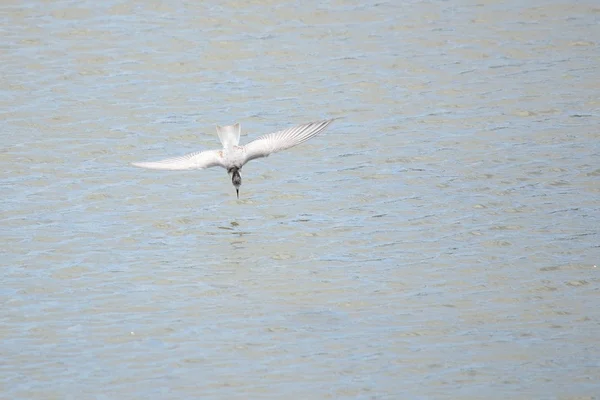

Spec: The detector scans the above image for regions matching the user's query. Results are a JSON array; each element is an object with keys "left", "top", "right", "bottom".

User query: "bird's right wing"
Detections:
[
  {"left": 131, "top": 149, "right": 225, "bottom": 170},
  {"left": 242, "top": 119, "right": 335, "bottom": 164}
]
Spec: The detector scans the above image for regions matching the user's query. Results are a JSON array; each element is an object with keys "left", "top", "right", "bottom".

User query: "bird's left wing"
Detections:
[
  {"left": 242, "top": 119, "right": 335, "bottom": 164},
  {"left": 132, "top": 149, "right": 225, "bottom": 170}
]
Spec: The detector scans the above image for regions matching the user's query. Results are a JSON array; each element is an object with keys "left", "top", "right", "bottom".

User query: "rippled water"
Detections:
[{"left": 2, "top": 0, "right": 599, "bottom": 398}]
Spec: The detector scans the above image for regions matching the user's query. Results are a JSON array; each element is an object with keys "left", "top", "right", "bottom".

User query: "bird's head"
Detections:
[{"left": 229, "top": 167, "right": 242, "bottom": 198}]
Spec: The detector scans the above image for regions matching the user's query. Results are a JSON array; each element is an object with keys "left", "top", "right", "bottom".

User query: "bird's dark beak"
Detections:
[{"left": 236, "top": 188, "right": 239, "bottom": 199}]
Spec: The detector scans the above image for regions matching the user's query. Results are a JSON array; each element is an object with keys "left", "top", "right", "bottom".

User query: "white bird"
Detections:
[{"left": 132, "top": 118, "right": 336, "bottom": 198}]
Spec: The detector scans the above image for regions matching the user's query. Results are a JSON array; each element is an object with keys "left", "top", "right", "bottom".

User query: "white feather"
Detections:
[
  {"left": 131, "top": 149, "right": 224, "bottom": 170},
  {"left": 242, "top": 119, "right": 335, "bottom": 164},
  {"left": 216, "top": 123, "right": 241, "bottom": 149}
]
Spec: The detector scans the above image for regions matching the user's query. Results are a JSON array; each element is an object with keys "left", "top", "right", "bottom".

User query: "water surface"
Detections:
[{"left": 1, "top": 0, "right": 599, "bottom": 398}]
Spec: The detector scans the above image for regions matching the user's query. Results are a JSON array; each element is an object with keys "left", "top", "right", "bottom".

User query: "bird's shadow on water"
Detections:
[{"left": 215, "top": 221, "right": 250, "bottom": 250}]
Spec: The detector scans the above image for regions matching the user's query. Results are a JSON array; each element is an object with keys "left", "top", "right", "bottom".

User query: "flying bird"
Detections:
[{"left": 132, "top": 118, "right": 336, "bottom": 198}]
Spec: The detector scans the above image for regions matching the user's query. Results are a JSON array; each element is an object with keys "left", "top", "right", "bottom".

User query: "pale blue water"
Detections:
[{"left": 1, "top": 0, "right": 599, "bottom": 399}]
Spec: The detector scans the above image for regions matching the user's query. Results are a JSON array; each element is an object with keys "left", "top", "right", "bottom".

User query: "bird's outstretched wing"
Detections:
[
  {"left": 131, "top": 149, "right": 225, "bottom": 170},
  {"left": 242, "top": 119, "right": 335, "bottom": 164}
]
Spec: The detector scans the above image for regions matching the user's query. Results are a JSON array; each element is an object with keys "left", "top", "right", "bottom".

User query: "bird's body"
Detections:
[{"left": 132, "top": 119, "right": 336, "bottom": 198}]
